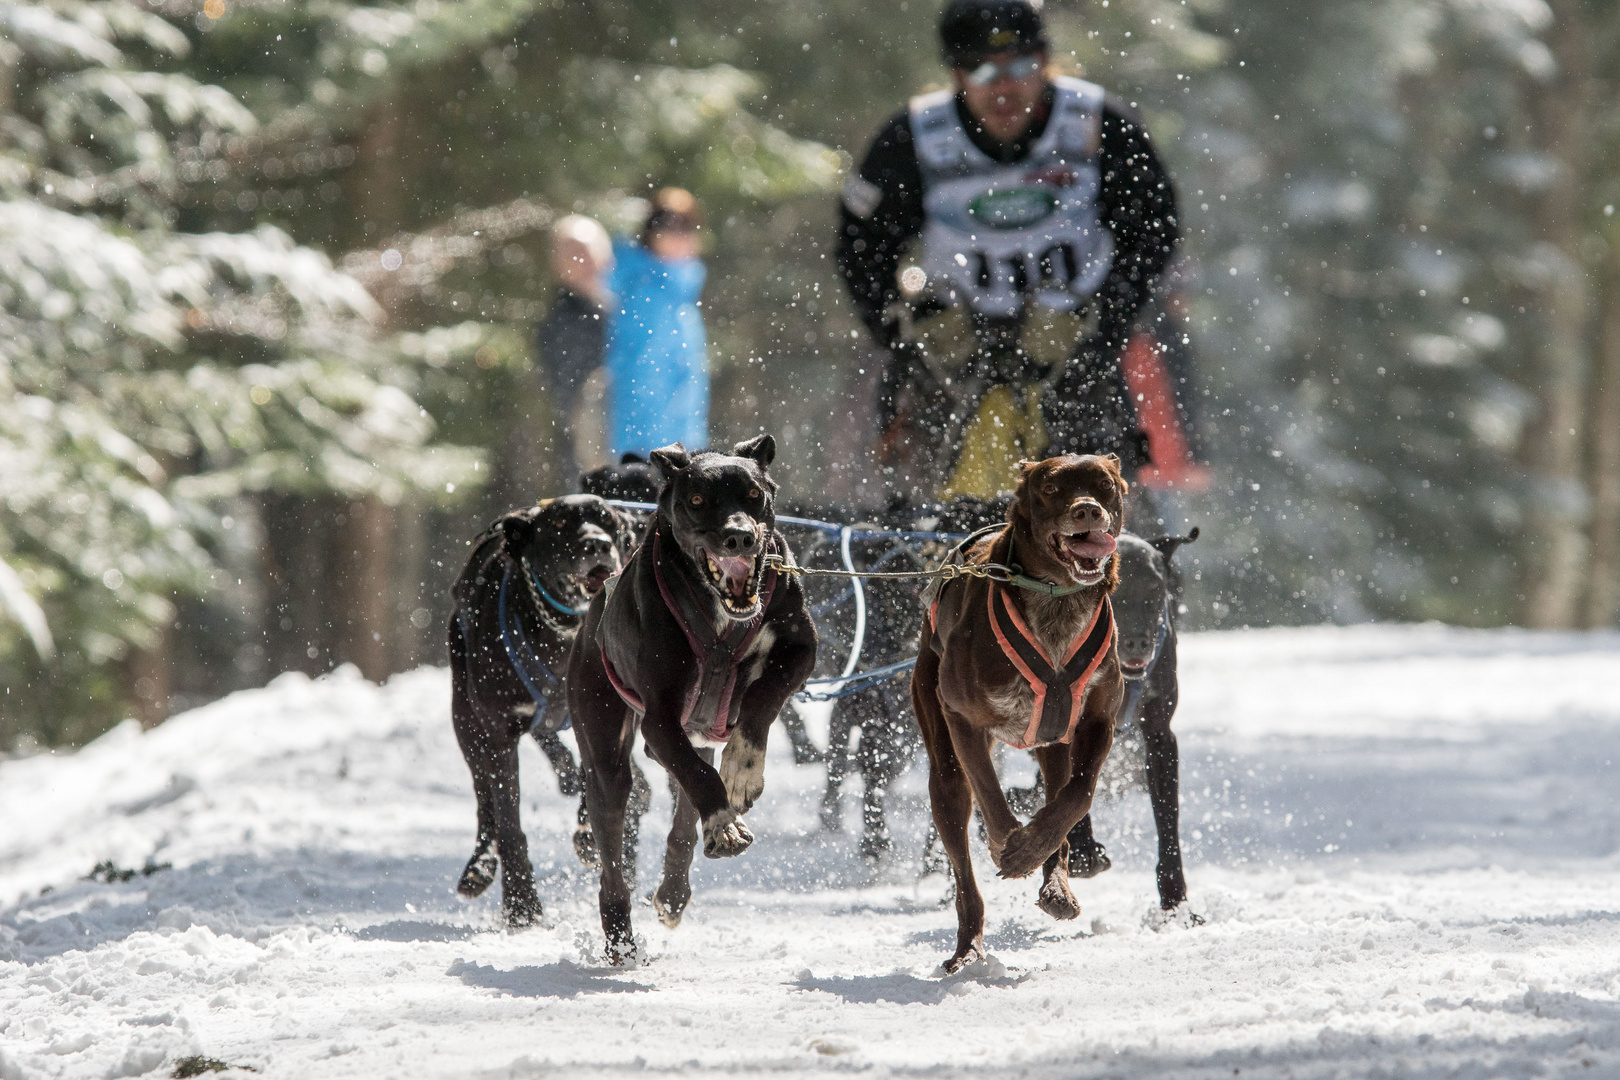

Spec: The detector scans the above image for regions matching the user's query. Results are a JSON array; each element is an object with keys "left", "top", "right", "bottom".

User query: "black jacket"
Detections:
[
  {"left": 836, "top": 87, "right": 1179, "bottom": 353},
  {"left": 535, "top": 287, "right": 606, "bottom": 407}
]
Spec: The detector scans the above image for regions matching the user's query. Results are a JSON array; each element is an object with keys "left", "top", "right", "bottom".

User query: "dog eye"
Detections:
[
  {"left": 1042, "top": 484, "right": 1058, "bottom": 497},
  {"left": 748, "top": 487, "right": 761, "bottom": 499},
  {"left": 689, "top": 493, "right": 704, "bottom": 507}
]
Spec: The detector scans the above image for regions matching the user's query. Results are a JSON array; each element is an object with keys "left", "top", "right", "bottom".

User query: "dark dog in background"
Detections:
[
  {"left": 913, "top": 455, "right": 1129, "bottom": 972},
  {"left": 567, "top": 436, "right": 817, "bottom": 963},
  {"left": 581, "top": 453, "right": 662, "bottom": 505},
  {"left": 448, "top": 495, "right": 637, "bottom": 925},
  {"left": 1005, "top": 527, "right": 1199, "bottom": 913}
]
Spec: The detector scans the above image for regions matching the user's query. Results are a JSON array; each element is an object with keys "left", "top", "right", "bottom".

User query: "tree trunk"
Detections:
[
  {"left": 1518, "top": 0, "right": 1596, "bottom": 628},
  {"left": 333, "top": 497, "right": 395, "bottom": 683},
  {"left": 125, "top": 626, "right": 171, "bottom": 729},
  {"left": 1585, "top": 257, "right": 1620, "bottom": 627}
]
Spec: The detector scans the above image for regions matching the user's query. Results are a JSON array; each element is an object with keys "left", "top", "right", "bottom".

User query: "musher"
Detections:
[{"left": 837, "top": 0, "right": 1179, "bottom": 502}]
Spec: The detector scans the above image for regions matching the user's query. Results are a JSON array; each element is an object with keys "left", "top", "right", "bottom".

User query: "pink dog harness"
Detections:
[{"left": 601, "top": 530, "right": 780, "bottom": 743}]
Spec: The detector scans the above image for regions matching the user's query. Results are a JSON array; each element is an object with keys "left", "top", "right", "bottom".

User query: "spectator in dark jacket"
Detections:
[{"left": 536, "top": 214, "right": 613, "bottom": 483}]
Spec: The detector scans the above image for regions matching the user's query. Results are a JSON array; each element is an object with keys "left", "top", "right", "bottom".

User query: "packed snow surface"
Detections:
[{"left": 2, "top": 624, "right": 1618, "bottom": 1079}]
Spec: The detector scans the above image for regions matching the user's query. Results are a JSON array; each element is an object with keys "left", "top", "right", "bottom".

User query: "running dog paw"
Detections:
[
  {"left": 1068, "top": 841, "right": 1111, "bottom": 879},
  {"left": 604, "top": 935, "right": 640, "bottom": 967},
  {"left": 941, "top": 941, "right": 985, "bottom": 976},
  {"left": 702, "top": 810, "right": 755, "bottom": 859},
  {"left": 456, "top": 847, "right": 498, "bottom": 898},
  {"left": 995, "top": 824, "right": 1051, "bottom": 880},
  {"left": 651, "top": 880, "right": 692, "bottom": 928},
  {"left": 572, "top": 825, "right": 600, "bottom": 869},
  {"left": 719, "top": 741, "right": 766, "bottom": 813},
  {"left": 503, "top": 896, "right": 543, "bottom": 929},
  {"left": 1037, "top": 874, "right": 1081, "bottom": 921}
]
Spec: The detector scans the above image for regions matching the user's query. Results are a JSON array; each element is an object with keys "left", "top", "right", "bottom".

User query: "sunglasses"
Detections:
[{"left": 965, "top": 54, "right": 1043, "bottom": 86}]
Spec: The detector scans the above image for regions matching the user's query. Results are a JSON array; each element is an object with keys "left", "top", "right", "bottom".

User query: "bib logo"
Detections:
[{"left": 967, "top": 188, "right": 1058, "bottom": 230}]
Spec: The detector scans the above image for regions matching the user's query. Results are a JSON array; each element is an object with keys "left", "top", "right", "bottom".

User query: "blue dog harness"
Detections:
[{"left": 496, "top": 559, "right": 576, "bottom": 733}]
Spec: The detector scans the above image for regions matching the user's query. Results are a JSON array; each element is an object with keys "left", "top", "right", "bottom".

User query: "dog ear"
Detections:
[
  {"left": 610, "top": 506, "right": 644, "bottom": 553},
  {"left": 620, "top": 452, "right": 647, "bottom": 465},
  {"left": 1149, "top": 526, "right": 1200, "bottom": 563},
  {"left": 649, "top": 443, "right": 690, "bottom": 481},
  {"left": 1100, "top": 452, "right": 1130, "bottom": 499},
  {"left": 1009, "top": 463, "right": 1035, "bottom": 529},
  {"left": 499, "top": 510, "right": 537, "bottom": 551},
  {"left": 731, "top": 433, "right": 776, "bottom": 470}
]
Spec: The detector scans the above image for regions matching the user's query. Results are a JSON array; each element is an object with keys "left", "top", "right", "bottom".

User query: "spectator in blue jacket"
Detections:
[{"left": 604, "top": 189, "right": 709, "bottom": 458}]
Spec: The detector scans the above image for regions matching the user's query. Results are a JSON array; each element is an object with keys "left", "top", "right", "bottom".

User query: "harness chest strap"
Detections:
[
  {"left": 601, "top": 530, "right": 781, "bottom": 743},
  {"left": 988, "top": 584, "right": 1114, "bottom": 749},
  {"left": 494, "top": 562, "right": 566, "bottom": 733},
  {"left": 929, "top": 572, "right": 1114, "bottom": 750}
]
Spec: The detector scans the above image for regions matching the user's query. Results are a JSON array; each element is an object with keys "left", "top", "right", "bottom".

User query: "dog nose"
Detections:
[
  {"left": 1070, "top": 499, "right": 1106, "bottom": 529},
  {"left": 720, "top": 528, "right": 757, "bottom": 554}
]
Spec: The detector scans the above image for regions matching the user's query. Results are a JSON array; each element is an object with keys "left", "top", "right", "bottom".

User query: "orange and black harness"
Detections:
[{"left": 927, "top": 525, "right": 1116, "bottom": 750}]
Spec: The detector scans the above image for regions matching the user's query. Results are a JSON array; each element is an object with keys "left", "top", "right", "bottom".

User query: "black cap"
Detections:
[{"left": 939, "top": 0, "right": 1048, "bottom": 67}]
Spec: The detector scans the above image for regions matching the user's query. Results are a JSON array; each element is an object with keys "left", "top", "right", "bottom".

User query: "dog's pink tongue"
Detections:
[
  {"left": 716, "top": 555, "right": 753, "bottom": 599},
  {"left": 1064, "top": 530, "right": 1118, "bottom": 560}
]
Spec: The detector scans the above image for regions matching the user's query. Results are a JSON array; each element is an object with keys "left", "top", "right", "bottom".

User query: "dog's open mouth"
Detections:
[
  {"left": 562, "top": 563, "right": 616, "bottom": 605},
  {"left": 1119, "top": 657, "right": 1151, "bottom": 680},
  {"left": 700, "top": 549, "right": 761, "bottom": 616},
  {"left": 1051, "top": 529, "right": 1117, "bottom": 584}
]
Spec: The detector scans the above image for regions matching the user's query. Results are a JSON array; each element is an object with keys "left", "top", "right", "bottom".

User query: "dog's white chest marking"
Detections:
[{"left": 978, "top": 592, "right": 1107, "bottom": 749}]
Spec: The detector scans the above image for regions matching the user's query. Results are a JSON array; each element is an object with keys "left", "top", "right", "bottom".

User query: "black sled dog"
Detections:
[
  {"left": 567, "top": 436, "right": 816, "bottom": 964},
  {"left": 448, "top": 495, "right": 637, "bottom": 925}
]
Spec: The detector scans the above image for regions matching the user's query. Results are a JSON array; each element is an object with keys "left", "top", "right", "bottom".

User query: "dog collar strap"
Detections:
[
  {"left": 497, "top": 564, "right": 564, "bottom": 730},
  {"left": 1006, "top": 564, "right": 1101, "bottom": 597},
  {"left": 652, "top": 529, "right": 780, "bottom": 742},
  {"left": 987, "top": 585, "right": 1114, "bottom": 749},
  {"left": 521, "top": 557, "right": 587, "bottom": 621}
]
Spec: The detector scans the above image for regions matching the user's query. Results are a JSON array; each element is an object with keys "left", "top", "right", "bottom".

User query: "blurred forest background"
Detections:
[{"left": 2, "top": 0, "right": 1618, "bottom": 748}]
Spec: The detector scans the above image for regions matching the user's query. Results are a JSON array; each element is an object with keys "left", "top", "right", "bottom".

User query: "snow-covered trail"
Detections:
[{"left": 2, "top": 625, "right": 1618, "bottom": 1079}]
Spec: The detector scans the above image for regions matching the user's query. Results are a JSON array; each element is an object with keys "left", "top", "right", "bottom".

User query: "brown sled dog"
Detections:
[{"left": 912, "top": 454, "right": 1128, "bottom": 973}]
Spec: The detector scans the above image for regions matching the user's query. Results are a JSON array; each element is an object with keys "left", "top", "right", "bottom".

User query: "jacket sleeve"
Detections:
[
  {"left": 836, "top": 110, "right": 927, "bottom": 344},
  {"left": 1093, "top": 96, "right": 1179, "bottom": 348}
]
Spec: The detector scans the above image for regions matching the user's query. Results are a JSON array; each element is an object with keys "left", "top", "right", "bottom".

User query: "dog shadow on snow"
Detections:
[
  {"left": 791, "top": 963, "right": 1030, "bottom": 1005},
  {"left": 0, "top": 846, "right": 558, "bottom": 964},
  {"left": 447, "top": 957, "right": 646, "bottom": 998}
]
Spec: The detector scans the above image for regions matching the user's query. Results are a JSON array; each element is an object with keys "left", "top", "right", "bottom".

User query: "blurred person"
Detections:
[
  {"left": 1121, "top": 257, "right": 1211, "bottom": 498},
  {"left": 836, "top": 0, "right": 1178, "bottom": 501},
  {"left": 536, "top": 214, "right": 614, "bottom": 481},
  {"left": 603, "top": 189, "right": 710, "bottom": 460}
]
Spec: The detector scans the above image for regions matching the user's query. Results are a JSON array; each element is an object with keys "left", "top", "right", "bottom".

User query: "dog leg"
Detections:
[
  {"left": 653, "top": 753, "right": 707, "bottom": 928},
  {"left": 1065, "top": 814, "right": 1112, "bottom": 879},
  {"left": 708, "top": 620, "right": 816, "bottom": 858},
  {"left": 999, "top": 711, "right": 1117, "bottom": 881},
  {"left": 623, "top": 760, "right": 651, "bottom": 894},
  {"left": 1143, "top": 703, "right": 1191, "bottom": 912},
  {"left": 1031, "top": 748, "right": 1080, "bottom": 919},
  {"left": 572, "top": 795, "right": 598, "bottom": 869},
  {"left": 534, "top": 726, "right": 582, "bottom": 798},
  {"left": 450, "top": 624, "right": 537, "bottom": 917},
  {"left": 820, "top": 696, "right": 857, "bottom": 833},
  {"left": 719, "top": 729, "right": 767, "bottom": 814},
  {"left": 914, "top": 650, "right": 985, "bottom": 973},
  {"left": 942, "top": 714, "right": 1023, "bottom": 870},
  {"left": 777, "top": 706, "right": 823, "bottom": 765},
  {"left": 1037, "top": 845, "right": 1080, "bottom": 920},
  {"left": 581, "top": 711, "right": 639, "bottom": 964},
  {"left": 488, "top": 739, "right": 541, "bottom": 926}
]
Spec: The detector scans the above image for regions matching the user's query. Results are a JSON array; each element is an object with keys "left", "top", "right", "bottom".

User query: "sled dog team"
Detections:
[{"left": 450, "top": 436, "right": 1198, "bottom": 971}]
